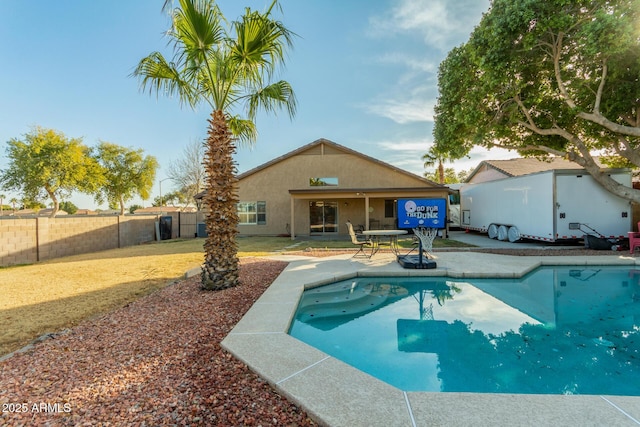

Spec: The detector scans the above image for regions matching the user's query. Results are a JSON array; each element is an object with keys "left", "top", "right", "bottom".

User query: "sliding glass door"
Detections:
[{"left": 309, "top": 201, "right": 338, "bottom": 234}]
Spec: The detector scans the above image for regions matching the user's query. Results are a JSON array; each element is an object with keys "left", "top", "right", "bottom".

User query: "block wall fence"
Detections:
[{"left": 0, "top": 212, "right": 205, "bottom": 267}]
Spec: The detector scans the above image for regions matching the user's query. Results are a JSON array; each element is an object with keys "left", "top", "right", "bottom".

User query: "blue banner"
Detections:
[{"left": 397, "top": 198, "right": 447, "bottom": 229}]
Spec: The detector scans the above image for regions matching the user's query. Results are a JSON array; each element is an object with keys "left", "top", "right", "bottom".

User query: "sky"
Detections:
[{"left": 0, "top": 0, "right": 516, "bottom": 210}]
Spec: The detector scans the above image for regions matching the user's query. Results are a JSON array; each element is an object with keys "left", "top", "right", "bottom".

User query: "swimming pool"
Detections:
[{"left": 288, "top": 266, "right": 640, "bottom": 395}]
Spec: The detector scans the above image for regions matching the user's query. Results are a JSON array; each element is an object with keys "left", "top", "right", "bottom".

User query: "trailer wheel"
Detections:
[
  {"left": 507, "top": 226, "right": 520, "bottom": 242},
  {"left": 488, "top": 224, "right": 498, "bottom": 239},
  {"left": 497, "top": 225, "right": 508, "bottom": 241}
]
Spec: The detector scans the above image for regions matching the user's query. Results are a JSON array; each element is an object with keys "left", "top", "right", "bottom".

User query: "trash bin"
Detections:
[
  {"left": 159, "top": 216, "right": 172, "bottom": 240},
  {"left": 197, "top": 222, "right": 208, "bottom": 238}
]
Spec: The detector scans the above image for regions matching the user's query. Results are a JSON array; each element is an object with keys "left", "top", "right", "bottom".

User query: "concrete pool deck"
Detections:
[{"left": 222, "top": 251, "right": 640, "bottom": 427}]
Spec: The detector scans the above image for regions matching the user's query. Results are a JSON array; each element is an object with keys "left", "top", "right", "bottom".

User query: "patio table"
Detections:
[{"left": 362, "top": 229, "right": 408, "bottom": 256}]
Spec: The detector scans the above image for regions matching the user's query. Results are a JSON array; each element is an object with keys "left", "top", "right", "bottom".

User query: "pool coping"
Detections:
[{"left": 222, "top": 252, "right": 640, "bottom": 427}]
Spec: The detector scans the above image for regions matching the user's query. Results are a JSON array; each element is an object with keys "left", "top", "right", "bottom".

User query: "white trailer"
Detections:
[{"left": 460, "top": 169, "right": 632, "bottom": 242}]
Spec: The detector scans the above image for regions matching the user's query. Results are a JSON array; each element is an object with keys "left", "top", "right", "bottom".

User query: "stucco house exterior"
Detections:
[{"left": 221, "top": 138, "right": 450, "bottom": 238}]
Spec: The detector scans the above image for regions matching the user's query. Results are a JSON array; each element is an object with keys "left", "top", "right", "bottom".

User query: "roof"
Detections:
[
  {"left": 195, "top": 138, "right": 442, "bottom": 199},
  {"left": 237, "top": 138, "right": 439, "bottom": 186},
  {"left": 133, "top": 206, "right": 196, "bottom": 214},
  {"left": 466, "top": 157, "right": 606, "bottom": 181}
]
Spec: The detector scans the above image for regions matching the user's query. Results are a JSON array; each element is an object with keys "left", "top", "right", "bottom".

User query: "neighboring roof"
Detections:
[
  {"left": 133, "top": 206, "right": 196, "bottom": 214},
  {"left": 237, "top": 138, "right": 440, "bottom": 186},
  {"left": 466, "top": 156, "right": 606, "bottom": 181},
  {"left": 74, "top": 209, "right": 97, "bottom": 215}
]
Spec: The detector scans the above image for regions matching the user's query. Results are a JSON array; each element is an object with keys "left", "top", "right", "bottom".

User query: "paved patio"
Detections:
[{"left": 222, "top": 251, "right": 640, "bottom": 427}]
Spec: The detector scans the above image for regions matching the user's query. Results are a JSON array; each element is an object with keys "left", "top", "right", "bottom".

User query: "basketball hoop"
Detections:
[{"left": 413, "top": 227, "right": 438, "bottom": 257}]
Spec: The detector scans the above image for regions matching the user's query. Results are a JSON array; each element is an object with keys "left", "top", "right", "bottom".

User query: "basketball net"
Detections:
[{"left": 413, "top": 227, "right": 438, "bottom": 257}]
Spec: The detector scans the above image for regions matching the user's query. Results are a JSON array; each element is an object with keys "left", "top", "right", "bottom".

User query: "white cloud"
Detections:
[
  {"left": 376, "top": 52, "right": 438, "bottom": 74},
  {"left": 362, "top": 1, "right": 490, "bottom": 124},
  {"left": 375, "top": 138, "right": 520, "bottom": 177},
  {"left": 375, "top": 138, "right": 432, "bottom": 175},
  {"left": 369, "top": 0, "right": 490, "bottom": 50},
  {"left": 364, "top": 98, "right": 435, "bottom": 124},
  {"left": 378, "top": 141, "right": 430, "bottom": 152}
]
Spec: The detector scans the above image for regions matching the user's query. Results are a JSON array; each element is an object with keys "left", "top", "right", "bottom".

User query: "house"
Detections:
[
  {"left": 466, "top": 157, "right": 609, "bottom": 183},
  {"left": 199, "top": 138, "right": 451, "bottom": 238}
]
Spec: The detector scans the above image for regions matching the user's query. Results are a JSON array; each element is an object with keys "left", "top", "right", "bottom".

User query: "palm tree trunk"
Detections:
[{"left": 201, "top": 110, "right": 240, "bottom": 290}]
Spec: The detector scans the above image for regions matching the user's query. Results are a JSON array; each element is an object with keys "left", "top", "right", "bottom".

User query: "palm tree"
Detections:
[
  {"left": 422, "top": 147, "right": 458, "bottom": 185},
  {"left": 134, "top": 0, "right": 296, "bottom": 290},
  {"left": 9, "top": 198, "right": 18, "bottom": 215}
]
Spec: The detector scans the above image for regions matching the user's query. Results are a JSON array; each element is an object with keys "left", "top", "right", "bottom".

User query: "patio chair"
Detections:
[{"left": 346, "top": 221, "right": 372, "bottom": 258}]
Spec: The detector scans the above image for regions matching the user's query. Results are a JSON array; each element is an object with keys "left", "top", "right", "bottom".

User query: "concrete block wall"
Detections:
[
  {"left": 0, "top": 215, "right": 165, "bottom": 267},
  {"left": 119, "top": 215, "right": 158, "bottom": 247},
  {"left": 38, "top": 216, "right": 120, "bottom": 261},
  {"left": 0, "top": 218, "right": 38, "bottom": 266}
]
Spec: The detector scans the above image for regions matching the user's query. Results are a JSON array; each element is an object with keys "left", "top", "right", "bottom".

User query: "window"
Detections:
[
  {"left": 309, "top": 177, "right": 338, "bottom": 187},
  {"left": 384, "top": 199, "right": 395, "bottom": 218},
  {"left": 237, "top": 201, "right": 266, "bottom": 225}
]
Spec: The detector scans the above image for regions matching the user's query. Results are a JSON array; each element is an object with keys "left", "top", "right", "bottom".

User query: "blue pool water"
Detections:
[{"left": 288, "top": 266, "right": 640, "bottom": 394}]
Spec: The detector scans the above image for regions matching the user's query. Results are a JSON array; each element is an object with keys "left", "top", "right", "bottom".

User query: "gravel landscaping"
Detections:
[{"left": 0, "top": 258, "right": 316, "bottom": 426}]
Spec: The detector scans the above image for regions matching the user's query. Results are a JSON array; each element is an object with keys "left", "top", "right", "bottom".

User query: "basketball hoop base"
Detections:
[
  {"left": 397, "top": 226, "right": 439, "bottom": 269},
  {"left": 397, "top": 255, "right": 437, "bottom": 269}
]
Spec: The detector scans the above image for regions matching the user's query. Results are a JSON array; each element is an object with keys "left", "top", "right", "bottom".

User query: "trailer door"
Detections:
[{"left": 555, "top": 172, "right": 631, "bottom": 239}]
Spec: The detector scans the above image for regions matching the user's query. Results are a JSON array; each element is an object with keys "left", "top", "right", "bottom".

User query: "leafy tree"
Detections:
[
  {"left": 424, "top": 167, "right": 461, "bottom": 184},
  {"left": 457, "top": 168, "right": 473, "bottom": 183},
  {"left": 433, "top": 0, "right": 640, "bottom": 203},
  {"left": 93, "top": 142, "right": 158, "bottom": 216},
  {"left": 129, "top": 204, "right": 143, "bottom": 214},
  {"left": 153, "top": 190, "right": 189, "bottom": 207},
  {"left": 134, "top": 0, "right": 296, "bottom": 290},
  {"left": 59, "top": 200, "right": 78, "bottom": 215},
  {"left": 0, "top": 127, "right": 102, "bottom": 217},
  {"left": 167, "top": 139, "right": 205, "bottom": 209},
  {"left": 21, "top": 199, "right": 46, "bottom": 210}
]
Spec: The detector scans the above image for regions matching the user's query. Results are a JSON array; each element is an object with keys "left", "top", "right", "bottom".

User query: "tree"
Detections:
[
  {"left": 153, "top": 190, "right": 188, "bottom": 207},
  {"left": 134, "top": 0, "right": 296, "bottom": 290},
  {"left": 433, "top": 0, "right": 640, "bottom": 203},
  {"left": 21, "top": 199, "right": 45, "bottom": 210},
  {"left": 424, "top": 167, "right": 461, "bottom": 184},
  {"left": 422, "top": 145, "right": 460, "bottom": 185},
  {"left": 129, "top": 204, "right": 143, "bottom": 214},
  {"left": 0, "top": 127, "right": 102, "bottom": 217},
  {"left": 93, "top": 142, "right": 158, "bottom": 216},
  {"left": 167, "top": 139, "right": 205, "bottom": 209},
  {"left": 59, "top": 201, "right": 78, "bottom": 215},
  {"left": 9, "top": 197, "right": 18, "bottom": 214},
  {"left": 457, "top": 168, "right": 473, "bottom": 183}
]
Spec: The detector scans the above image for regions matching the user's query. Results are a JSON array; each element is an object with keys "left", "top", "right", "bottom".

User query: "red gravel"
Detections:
[{"left": 0, "top": 258, "right": 317, "bottom": 427}]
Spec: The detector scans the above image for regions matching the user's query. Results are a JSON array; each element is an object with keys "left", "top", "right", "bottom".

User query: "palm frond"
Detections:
[
  {"left": 132, "top": 52, "right": 196, "bottom": 108},
  {"left": 172, "top": 0, "right": 225, "bottom": 65},
  {"left": 229, "top": 6, "right": 295, "bottom": 79},
  {"left": 246, "top": 80, "right": 297, "bottom": 120},
  {"left": 227, "top": 115, "right": 257, "bottom": 146}
]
